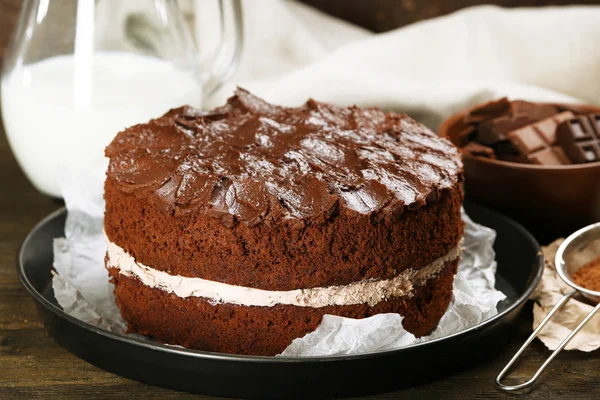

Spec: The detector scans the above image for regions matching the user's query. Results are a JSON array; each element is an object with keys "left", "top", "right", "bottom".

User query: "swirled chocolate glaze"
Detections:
[{"left": 106, "top": 89, "right": 463, "bottom": 226}]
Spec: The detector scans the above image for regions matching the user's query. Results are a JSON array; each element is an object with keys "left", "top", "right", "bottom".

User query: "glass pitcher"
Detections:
[{"left": 1, "top": 0, "right": 243, "bottom": 197}]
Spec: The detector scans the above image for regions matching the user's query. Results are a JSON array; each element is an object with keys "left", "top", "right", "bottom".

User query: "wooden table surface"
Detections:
[{"left": 0, "top": 1, "right": 599, "bottom": 398}]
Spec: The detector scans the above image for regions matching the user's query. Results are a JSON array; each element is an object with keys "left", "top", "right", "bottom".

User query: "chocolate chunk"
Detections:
[
  {"left": 580, "top": 144, "right": 600, "bottom": 162},
  {"left": 496, "top": 152, "right": 529, "bottom": 163},
  {"left": 493, "top": 140, "right": 521, "bottom": 157},
  {"left": 557, "top": 103, "right": 592, "bottom": 115},
  {"left": 508, "top": 125, "right": 546, "bottom": 154},
  {"left": 535, "top": 111, "right": 574, "bottom": 145},
  {"left": 507, "top": 111, "right": 575, "bottom": 162},
  {"left": 477, "top": 115, "right": 537, "bottom": 146},
  {"left": 567, "top": 119, "right": 593, "bottom": 140},
  {"left": 511, "top": 101, "right": 559, "bottom": 121},
  {"left": 527, "top": 147, "right": 570, "bottom": 165},
  {"left": 456, "top": 125, "right": 475, "bottom": 147},
  {"left": 476, "top": 125, "right": 507, "bottom": 146},
  {"left": 462, "top": 141, "right": 496, "bottom": 159},
  {"left": 456, "top": 97, "right": 595, "bottom": 165},
  {"left": 590, "top": 114, "right": 600, "bottom": 135},
  {"left": 557, "top": 115, "right": 600, "bottom": 163},
  {"left": 463, "top": 97, "right": 511, "bottom": 124}
]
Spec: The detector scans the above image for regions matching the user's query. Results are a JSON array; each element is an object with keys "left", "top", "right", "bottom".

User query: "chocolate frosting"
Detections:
[{"left": 106, "top": 89, "right": 463, "bottom": 227}]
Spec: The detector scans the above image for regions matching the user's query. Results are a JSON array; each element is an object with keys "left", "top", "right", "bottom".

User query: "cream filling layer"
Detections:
[{"left": 106, "top": 239, "right": 461, "bottom": 308}]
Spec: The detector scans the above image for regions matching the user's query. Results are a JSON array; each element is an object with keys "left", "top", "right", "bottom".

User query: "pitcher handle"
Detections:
[
  {"left": 202, "top": 0, "right": 243, "bottom": 98},
  {"left": 124, "top": 0, "right": 243, "bottom": 102}
]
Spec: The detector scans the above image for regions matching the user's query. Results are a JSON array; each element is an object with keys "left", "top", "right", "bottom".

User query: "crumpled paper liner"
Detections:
[
  {"left": 531, "top": 240, "right": 600, "bottom": 352},
  {"left": 52, "top": 167, "right": 506, "bottom": 356}
]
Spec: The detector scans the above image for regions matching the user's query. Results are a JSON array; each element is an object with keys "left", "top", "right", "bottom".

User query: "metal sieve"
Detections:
[{"left": 496, "top": 222, "right": 600, "bottom": 391}]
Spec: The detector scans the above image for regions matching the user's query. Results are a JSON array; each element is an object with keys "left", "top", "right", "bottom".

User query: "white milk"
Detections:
[{"left": 1, "top": 51, "right": 202, "bottom": 197}]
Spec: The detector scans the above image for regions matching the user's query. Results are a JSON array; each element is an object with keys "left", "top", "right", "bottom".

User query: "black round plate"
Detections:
[{"left": 17, "top": 201, "right": 543, "bottom": 399}]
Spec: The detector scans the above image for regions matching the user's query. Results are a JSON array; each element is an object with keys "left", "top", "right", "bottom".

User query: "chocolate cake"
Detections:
[{"left": 104, "top": 89, "right": 464, "bottom": 356}]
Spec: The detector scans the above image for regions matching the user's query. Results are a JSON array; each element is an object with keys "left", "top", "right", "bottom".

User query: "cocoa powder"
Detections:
[{"left": 572, "top": 256, "right": 600, "bottom": 292}]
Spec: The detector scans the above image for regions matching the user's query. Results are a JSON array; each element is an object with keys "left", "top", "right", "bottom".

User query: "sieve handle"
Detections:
[{"left": 496, "top": 290, "right": 600, "bottom": 391}]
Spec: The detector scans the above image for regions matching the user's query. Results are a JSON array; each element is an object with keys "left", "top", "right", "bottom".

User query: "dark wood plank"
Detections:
[
  {"left": 300, "top": 0, "right": 600, "bottom": 32},
  {"left": 0, "top": 1, "right": 598, "bottom": 399}
]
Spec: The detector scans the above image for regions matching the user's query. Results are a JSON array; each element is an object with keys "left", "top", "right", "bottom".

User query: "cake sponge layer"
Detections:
[
  {"left": 105, "top": 180, "right": 463, "bottom": 291},
  {"left": 108, "top": 259, "right": 458, "bottom": 356}
]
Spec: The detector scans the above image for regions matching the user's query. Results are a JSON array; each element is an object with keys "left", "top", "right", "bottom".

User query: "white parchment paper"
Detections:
[{"left": 52, "top": 168, "right": 506, "bottom": 356}]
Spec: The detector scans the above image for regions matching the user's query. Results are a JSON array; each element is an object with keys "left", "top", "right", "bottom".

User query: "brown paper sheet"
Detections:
[{"left": 532, "top": 240, "right": 600, "bottom": 351}]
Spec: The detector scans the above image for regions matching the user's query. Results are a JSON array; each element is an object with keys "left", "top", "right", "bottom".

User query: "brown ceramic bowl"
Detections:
[{"left": 439, "top": 103, "right": 600, "bottom": 242}]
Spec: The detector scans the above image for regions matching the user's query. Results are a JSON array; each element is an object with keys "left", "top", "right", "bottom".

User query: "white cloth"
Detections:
[
  {"left": 210, "top": 3, "right": 600, "bottom": 130},
  {"left": 228, "top": 0, "right": 370, "bottom": 82}
]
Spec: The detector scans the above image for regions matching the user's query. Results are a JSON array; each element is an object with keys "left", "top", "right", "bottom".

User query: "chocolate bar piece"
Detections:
[
  {"left": 494, "top": 140, "right": 522, "bottom": 159},
  {"left": 456, "top": 125, "right": 475, "bottom": 147},
  {"left": 557, "top": 114, "right": 600, "bottom": 163},
  {"left": 496, "top": 152, "right": 528, "bottom": 163},
  {"left": 507, "top": 111, "right": 574, "bottom": 165},
  {"left": 509, "top": 125, "right": 546, "bottom": 154},
  {"left": 511, "top": 101, "right": 559, "bottom": 121},
  {"left": 456, "top": 97, "right": 596, "bottom": 165},
  {"left": 462, "top": 141, "right": 496, "bottom": 159},
  {"left": 463, "top": 97, "right": 510, "bottom": 124},
  {"left": 476, "top": 115, "right": 536, "bottom": 146},
  {"left": 557, "top": 103, "right": 592, "bottom": 115},
  {"left": 528, "top": 146, "right": 570, "bottom": 165}
]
